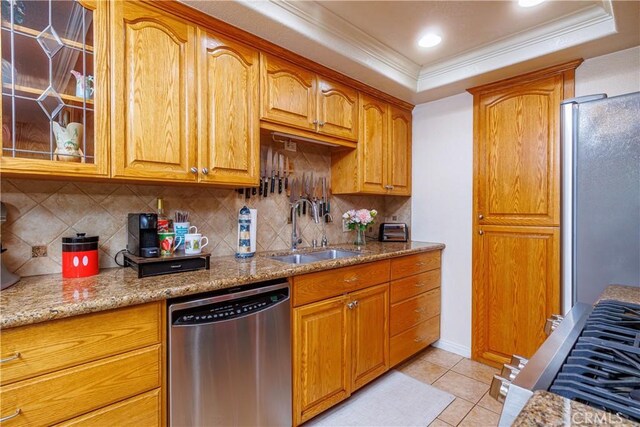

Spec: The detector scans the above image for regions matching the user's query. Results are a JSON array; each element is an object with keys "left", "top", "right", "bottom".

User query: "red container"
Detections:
[{"left": 62, "top": 233, "right": 99, "bottom": 278}]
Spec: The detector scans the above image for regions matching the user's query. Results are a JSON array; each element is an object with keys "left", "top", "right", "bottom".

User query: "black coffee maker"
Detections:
[{"left": 127, "top": 213, "right": 159, "bottom": 258}]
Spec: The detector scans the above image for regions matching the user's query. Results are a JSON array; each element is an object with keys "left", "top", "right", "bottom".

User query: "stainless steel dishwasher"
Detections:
[{"left": 168, "top": 280, "right": 291, "bottom": 427}]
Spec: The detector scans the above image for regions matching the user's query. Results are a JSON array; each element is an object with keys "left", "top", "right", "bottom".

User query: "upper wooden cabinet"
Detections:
[
  {"left": 260, "top": 53, "right": 358, "bottom": 143},
  {"left": 198, "top": 31, "right": 260, "bottom": 186},
  {"left": 331, "top": 94, "right": 412, "bottom": 196},
  {"left": 111, "top": 1, "right": 197, "bottom": 182},
  {"left": 1, "top": 0, "right": 109, "bottom": 178}
]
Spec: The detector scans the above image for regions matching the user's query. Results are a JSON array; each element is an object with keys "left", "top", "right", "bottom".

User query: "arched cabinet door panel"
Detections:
[{"left": 318, "top": 78, "right": 358, "bottom": 141}]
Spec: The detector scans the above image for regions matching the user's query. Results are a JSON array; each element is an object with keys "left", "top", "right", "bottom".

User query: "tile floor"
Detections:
[{"left": 397, "top": 346, "right": 504, "bottom": 426}]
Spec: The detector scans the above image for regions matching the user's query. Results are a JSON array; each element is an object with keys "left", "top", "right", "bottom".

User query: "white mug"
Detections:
[{"left": 184, "top": 233, "right": 208, "bottom": 255}]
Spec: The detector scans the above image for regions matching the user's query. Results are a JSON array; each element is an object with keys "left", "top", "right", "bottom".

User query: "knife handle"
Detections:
[
  {"left": 252, "top": 187, "right": 257, "bottom": 196},
  {"left": 302, "top": 202, "right": 306, "bottom": 215},
  {"left": 284, "top": 177, "right": 289, "bottom": 190},
  {"left": 263, "top": 179, "right": 269, "bottom": 197},
  {"left": 270, "top": 177, "right": 275, "bottom": 193},
  {"left": 245, "top": 188, "right": 250, "bottom": 200},
  {"left": 258, "top": 181, "right": 263, "bottom": 196},
  {"left": 278, "top": 178, "right": 283, "bottom": 194}
]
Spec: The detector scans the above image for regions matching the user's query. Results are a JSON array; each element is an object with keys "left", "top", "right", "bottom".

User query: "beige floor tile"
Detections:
[
  {"left": 419, "top": 346, "right": 464, "bottom": 369},
  {"left": 399, "top": 357, "right": 449, "bottom": 384},
  {"left": 458, "top": 405, "right": 500, "bottom": 427},
  {"left": 451, "top": 358, "right": 500, "bottom": 385},
  {"left": 437, "top": 398, "right": 475, "bottom": 426},
  {"left": 432, "top": 371, "right": 490, "bottom": 404},
  {"left": 429, "top": 418, "right": 453, "bottom": 427},
  {"left": 477, "top": 391, "right": 504, "bottom": 415}
]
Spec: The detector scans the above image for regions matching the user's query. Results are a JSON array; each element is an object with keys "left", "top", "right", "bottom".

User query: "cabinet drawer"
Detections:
[
  {"left": 390, "top": 288, "right": 441, "bottom": 336},
  {"left": 390, "top": 251, "right": 441, "bottom": 280},
  {"left": 390, "top": 270, "right": 441, "bottom": 304},
  {"left": 0, "top": 345, "right": 161, "bottom": 426},
  {"left": 293, "top": 260, "right": 390, "bottom": 307},
  {"left": 56, "top": 388, "right": 161, "bottom": 427},
  {"left": 390, "top": 316, "right": 440, "bottom": 367},
  {"left": 0, "top": 302, "right": 162, "bottom": 386}
]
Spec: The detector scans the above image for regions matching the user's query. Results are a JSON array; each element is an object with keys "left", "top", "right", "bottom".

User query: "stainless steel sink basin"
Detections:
[{"left": 269, "top": 249, "right": 361, "bottom": 265}]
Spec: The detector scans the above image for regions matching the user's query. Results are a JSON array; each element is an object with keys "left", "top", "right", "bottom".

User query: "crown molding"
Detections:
[{"left": 417, "top": 3, "right": 616, "bottom": 92}]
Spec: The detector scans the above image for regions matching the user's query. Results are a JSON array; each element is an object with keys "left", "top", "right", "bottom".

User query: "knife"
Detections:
[
  {"left": 301, "top": 173, "right": 307, "bottom": 215},
  {"left": 278, "top": 153, "right": 284, "bottom": 194},
  {"left": 284, "top": 156, "right": 289, "bottom": 190},
  {"left": 259, "top": 148, "right": 265, "bottom": 196},
  {"left": 288, "top": 178, "right": 295, "bottom": 223},
  {"left": 322, "top": 177, "right": 327, "bottom": 217},
  {"left": 271, "top": 151, "right": 277, "bottom": 193},
  {"left": 265, "top": 146, "right": 272, "bottom": 197}
]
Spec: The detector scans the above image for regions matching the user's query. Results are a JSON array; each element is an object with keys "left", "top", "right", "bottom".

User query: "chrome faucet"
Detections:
[
  {"left": 321, "top": 213, "right": 333, "bottom": 247},
  {"left": 291, "top": 198, "right": 320, "bottom": 250}
]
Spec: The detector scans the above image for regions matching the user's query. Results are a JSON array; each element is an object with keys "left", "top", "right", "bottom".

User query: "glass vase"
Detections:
[{"left": 354, "top": 227, "right": 366, "bottom": 248}]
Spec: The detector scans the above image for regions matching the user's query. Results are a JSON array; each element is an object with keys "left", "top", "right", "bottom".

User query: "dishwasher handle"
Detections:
[{"left": 171, "top": 285, "right": 289, "bottom": 326}]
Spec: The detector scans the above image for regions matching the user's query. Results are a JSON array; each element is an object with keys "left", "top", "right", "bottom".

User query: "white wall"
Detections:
[
  {"left": 411, "top": 92, "right": 474, "bottom": 357},
  {"left": 411, "top": 46, "right": 639, "bottom": 358}
]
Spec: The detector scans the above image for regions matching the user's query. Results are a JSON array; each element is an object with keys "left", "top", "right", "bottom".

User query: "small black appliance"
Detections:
[
  {"left": 378, "top": 223, "right": 408, "bottom": 242},
  {"left": 127, "top": 213, "right": 159, "bottom": 258}
]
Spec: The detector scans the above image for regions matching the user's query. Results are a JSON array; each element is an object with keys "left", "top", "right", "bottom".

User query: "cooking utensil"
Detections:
[
  {"left": 301, "top": 173, "right": 307, "bottom": 215},
  {"left": 259, "top": 147, "right": 266, "bottom": 196},
  {"left": 284, "top": 156, "right": 289, "bottom": 190},
  {"left": 265, "top": 146, "right": 272, "bottom": 197},
  {"left": 278, "top": 153, "right": 284, "bottom": 194},
  {"left": 271, "top": 151, "right": 277, "bottom": 193}
]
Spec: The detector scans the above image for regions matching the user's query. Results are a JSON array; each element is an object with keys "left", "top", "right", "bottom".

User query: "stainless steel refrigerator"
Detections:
[{"left": 560, "top": 92, "right": 640, "bottom": 313}]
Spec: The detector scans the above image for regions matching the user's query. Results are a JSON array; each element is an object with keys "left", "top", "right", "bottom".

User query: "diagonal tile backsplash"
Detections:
[{"left": 0, "top": 143, "right": 411, "bottom": 277}]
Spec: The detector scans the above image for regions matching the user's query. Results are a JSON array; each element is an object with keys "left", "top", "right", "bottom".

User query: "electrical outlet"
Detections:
[
  {"left": 284, "top": 140, "right": 297, "bottom": 152},
  {"left": 368, "top": 226, "right": 373, "bottom": 233},
  {"left": 342, "top": 218, "right": 350, "bottom": 232},
  {"left": 392, "top": 215, "right": 398, "bottom": 221},
  {"left": 31, "top": 245, "right": 47, "bottom": 257}
]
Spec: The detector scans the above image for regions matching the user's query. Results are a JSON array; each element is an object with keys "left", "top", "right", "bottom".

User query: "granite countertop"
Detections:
[
  {"left": 513, "top": 391, "right": 639, "bottom": 426},
  {"left": 0, "top": 241, "right": 444, "bottom": 329},
  {"left": 513, "top": 284, "right": 640, "bottom": 427}
]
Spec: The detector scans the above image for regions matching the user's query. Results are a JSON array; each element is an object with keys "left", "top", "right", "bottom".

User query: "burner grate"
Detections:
[{"left": 550, "top": 300, "right": 640, "bottom": 422}]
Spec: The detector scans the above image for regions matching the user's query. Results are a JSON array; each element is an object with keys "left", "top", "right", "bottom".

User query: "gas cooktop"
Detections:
[{"left": 550, "top": 300, "right": 640, "bottom": 422}]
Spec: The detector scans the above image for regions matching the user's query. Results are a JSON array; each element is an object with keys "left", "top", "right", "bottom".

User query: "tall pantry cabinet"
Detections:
[{"left": 468, "top": 60, "right": 581, "bottom": 368}]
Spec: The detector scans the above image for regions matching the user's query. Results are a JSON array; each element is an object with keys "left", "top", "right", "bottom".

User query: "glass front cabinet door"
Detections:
[{"left": 1, "top": 0, "right": 108, "bottom": 177}]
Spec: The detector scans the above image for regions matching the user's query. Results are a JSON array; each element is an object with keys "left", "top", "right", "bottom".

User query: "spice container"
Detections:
[{"left": 62, "top": 233, "right": 99, "bottom": 278}]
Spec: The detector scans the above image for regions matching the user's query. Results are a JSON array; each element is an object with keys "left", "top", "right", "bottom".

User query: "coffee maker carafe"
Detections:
[{"left": 127, "top": 213, "right": 160, "bottom": 258}]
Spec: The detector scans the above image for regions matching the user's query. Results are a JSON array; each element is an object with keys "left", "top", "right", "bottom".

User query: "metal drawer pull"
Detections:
[
  {"left": 415, "top": 262, "right": 426, "bottom": 266},
  {"left": 0, "top": 352, "right": 20, "bottom": 364},
  {"left": 171, "top": 265, "right": 182, "bottom": 269},
  {"left": 414, "top": 282, "right": 425, "bottom": 287},
  {"left": 414, "top": 336, "right": 426, "bottom": 343},
  {"left": 343, "top": 276, "right": 358, "bottom": 283},
  {"left": 0, "top": 409, "right": 21, "bottom": 422},
  {"left": 414, "top": 308, "right": 426, "bottom": 314}
]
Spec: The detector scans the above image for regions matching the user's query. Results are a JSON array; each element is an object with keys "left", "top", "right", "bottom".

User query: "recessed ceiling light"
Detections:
[
  {"left": 518, "top": 0, "right": 545, "bottom": 7},
  {"left": 418, "top": 33, "right": 442, "bottom": 48}
]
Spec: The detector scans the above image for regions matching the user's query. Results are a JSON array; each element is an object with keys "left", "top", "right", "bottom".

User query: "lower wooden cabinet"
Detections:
[
  {"left": 0, "top": 302, "right": 165, "bottom": 426},
  {"left": 293, "top": 283, "right": 389, "bottom": 425}
]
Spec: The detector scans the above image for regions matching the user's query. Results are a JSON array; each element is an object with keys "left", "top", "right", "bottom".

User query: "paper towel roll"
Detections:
[{"left": 250, "top": 209, "right": 257, "bottom": 254}]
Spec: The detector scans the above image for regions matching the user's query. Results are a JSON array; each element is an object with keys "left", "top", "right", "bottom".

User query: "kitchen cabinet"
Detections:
[
  {"left": 331, "top": 94, "right": 412, "bottom": 195},
  {"left": 469, "top": 60, "right": 579, "bottom": 367},
  {"left": 389, "top": 251, "right": 441, "bottom": 366},
  {"left": 0, "top": 0, "right": 109, "bottom": 178},
  {"left": 197, "top": 30, "right": 260, "bottom": 186},
  {"left": 111, "top": 1, "right": 197, "bottom": 182},
  {"left": 292, "top": 260, "right": 391, "bottom": 425},
  {"left": 0, "top": 301, "right": 165, "bottom": 426},
  {"left": 260, "top": 53, "right": 358, "bottom": 144}
]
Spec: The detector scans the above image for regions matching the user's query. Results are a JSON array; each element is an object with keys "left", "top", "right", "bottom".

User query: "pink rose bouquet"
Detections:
[{"left": 342, "top": 208, "right": 378, "bottom": 231}]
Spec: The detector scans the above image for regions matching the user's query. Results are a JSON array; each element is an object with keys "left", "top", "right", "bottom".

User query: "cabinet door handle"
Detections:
[
  {"left": 479, "top": 214, "right": 484, "bottom": 219},
  {"left": 414, "top": 336, "right": 426, "bottom": 343},
  {"left": 343, "top": 276, "right": 358, "bottom": 283},
  {"left": 414, "top": 308, "right": 426, "bottom": 314},
  {"left": 479, "top": 230, "right": 484, "bottom": 235},
  {"left": 318, "top": 121, "right": 325, "bottom": 127},
  {"left": 0, "top": 409, "right": 21, "bottom": 422},
  {"left": 347, "top": 301, "right": 356, "bottom": 310},
  {"left": 0, "top": 352, "right": 20, "bottom": 364},
  {"left": 414, "top": 282, "right": 425, "bottom": 287},
  {"left": 190, "top": 167, "right": 198, "bottom": 174},
  {"left": 201, "top": 168, "right": 209, "bottom": 175},
  {"left": 353, "top": 300, "right": 359, "bottom": 307}
]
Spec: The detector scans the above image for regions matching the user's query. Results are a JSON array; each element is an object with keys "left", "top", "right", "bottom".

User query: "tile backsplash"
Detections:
[{"left": 0, "top": 143, "right": 411, "bottom": 277}]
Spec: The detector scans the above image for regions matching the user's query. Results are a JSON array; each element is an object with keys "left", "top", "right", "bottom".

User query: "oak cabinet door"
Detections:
[
  {"left": 350, "top": 283, "right": 389, "bottom": 391},
  {"left": 473, "top": 225, "right": 560, "bottom": 366},
  {"left": 111, "top": 2, "right": 197, "bottom": 181},
  {"left": 475, "top": 75, "right": 563, "bottom": 226},
  {"left": 198, "top": 31, "right": 260, "bottom": 186},
  {"left": 387, "top": 106, "right": 412, "bottom": 196},
  {"left": 260, "top": 53, "right": 316, "bottom": 132},
  {"left": 293, "top": 296, "right": 350, "bottom": 425},
  {"left": 359, "top": 94, "right": 388, "bottom": 193},
  {"left": 317, "top": 78, "right": 358, "bottom": 141}
]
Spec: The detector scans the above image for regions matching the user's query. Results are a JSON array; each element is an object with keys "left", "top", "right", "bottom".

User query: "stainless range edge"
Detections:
[{"left": 495, "top": 303, "right": 593, "bottom": 426}]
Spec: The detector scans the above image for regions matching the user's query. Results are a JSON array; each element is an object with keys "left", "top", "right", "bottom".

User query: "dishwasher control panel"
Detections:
[{"left": 172, "top": 288, "right": 288, "bottom": 325}]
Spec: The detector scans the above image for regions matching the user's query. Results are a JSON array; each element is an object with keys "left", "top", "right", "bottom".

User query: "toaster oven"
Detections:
[{"left": 378, "top": 223, "right": 408, "bottom": 242}]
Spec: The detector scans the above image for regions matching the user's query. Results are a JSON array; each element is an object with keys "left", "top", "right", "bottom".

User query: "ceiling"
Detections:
[{"left": 182, "top": 0, "right": 640, "bottom": 104}]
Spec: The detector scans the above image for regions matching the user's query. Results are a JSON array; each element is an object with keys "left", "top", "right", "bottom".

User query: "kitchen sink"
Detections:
[{"left": 269, "top": 249, "right": 361, "bottom": 265}]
